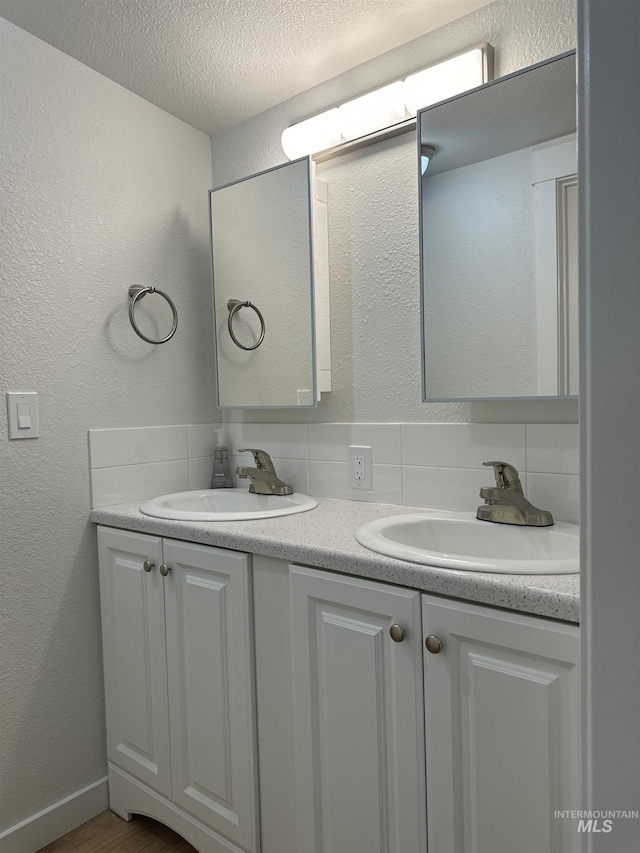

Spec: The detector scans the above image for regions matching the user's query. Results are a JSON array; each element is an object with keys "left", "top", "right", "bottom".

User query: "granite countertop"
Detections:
[{"left": 90, "top": 497, "right": 580, "bottom": 623}]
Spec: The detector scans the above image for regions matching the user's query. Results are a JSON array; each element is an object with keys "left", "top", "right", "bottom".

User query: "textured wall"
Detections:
[
  {"left": 210, "top": 0, "right": 578, "bottom": 424},
  {"left": 0, "top": 20, "right": 214, "bottom": 829}
]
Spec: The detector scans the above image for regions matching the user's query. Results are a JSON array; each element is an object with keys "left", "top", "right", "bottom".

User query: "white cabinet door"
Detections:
[
  {"left": 164, "top": 540, "right": 258, "bottom": 852},
  {"left": 423, "top": 595, "right": 581, "bottom": 853},
  {"left": 290, "top": 565, "right": 426, "bottom": 853},
  {"left": 97, "top": 527, "right": 171, "bottom": 798}
]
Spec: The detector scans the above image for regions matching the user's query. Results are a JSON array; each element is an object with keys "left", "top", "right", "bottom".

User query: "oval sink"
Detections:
[
  {"left": 140, "top": 488, "right": 317, "bottom": 521},
  {"left": 355, "top": 511, "right": 579, "bottom": 574}
]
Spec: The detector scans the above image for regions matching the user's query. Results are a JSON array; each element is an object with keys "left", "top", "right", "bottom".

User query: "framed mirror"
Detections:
[
  {"left": 418, "top": 51, "right": 577, "bottom": 401},
  {"left": 210, "top": 158, "right": 330, "bottom": 408}
]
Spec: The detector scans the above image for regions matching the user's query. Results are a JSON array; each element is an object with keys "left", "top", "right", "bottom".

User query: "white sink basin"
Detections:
[
  {"left": 140, "top": 489, "right": 317, "bottom": 521},
  {"left": 355, "top": 511, "right": 579, "bottom": 574}
]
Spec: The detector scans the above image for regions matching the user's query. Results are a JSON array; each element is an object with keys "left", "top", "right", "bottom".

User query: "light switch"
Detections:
[
  {"left": 17, "top": 404, "right": 32, "bottom": 429},
  {"left": 7, "top": 392, "right": 39, "bottom": 439}
]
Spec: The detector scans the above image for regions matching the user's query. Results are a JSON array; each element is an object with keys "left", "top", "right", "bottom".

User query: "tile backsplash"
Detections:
[
  {"left": 88, "top": 423, "right": 221, "bottom": 507},
  {"left": 88, "top": 422, "right": 579, "bottom": 523}
]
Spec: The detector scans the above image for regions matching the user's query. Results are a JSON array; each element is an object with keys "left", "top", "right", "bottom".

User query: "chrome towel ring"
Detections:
[
  {"left": 128, "top": 285, "right": 178, "bottom": 344},
  {"left": 227, "top": 299, "right": 265, "bottom": 350}
]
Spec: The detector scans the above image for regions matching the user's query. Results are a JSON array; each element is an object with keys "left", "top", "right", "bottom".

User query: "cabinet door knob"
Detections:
[
  {"left": 425, "top": 634, "right": 443, "bottom": 654},
  {"left": 389, "top": 624, "right": 406, "bottom": 643},
  {"left": 159, "top": 564, "right": 171, "bottom": 577},
  {"left": 143, "top": 560, "right": 154, "bottom": 573}
]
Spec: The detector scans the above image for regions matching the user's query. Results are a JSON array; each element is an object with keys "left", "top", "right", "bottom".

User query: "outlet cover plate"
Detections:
[{"left": 349, "top": 445, "right": 372, "bottom": 490}]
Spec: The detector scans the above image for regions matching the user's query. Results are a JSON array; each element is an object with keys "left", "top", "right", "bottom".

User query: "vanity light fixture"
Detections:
[
  {"left": 337, "top": 81, "right": 406, "bottom": 142},
  {"left": 403, "top": 48, "right": 488, "bottom": 116},
  {"left": 281, "top": 45, "right": 492, "bottom": 162}
]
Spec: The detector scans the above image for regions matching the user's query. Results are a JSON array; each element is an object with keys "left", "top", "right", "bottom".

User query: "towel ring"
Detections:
[
  {"left": 128, "top": 286, "right": 178, "bottom": 344},
  {"left": 227, "top": 299, "right": 265, "bottom": 350}
]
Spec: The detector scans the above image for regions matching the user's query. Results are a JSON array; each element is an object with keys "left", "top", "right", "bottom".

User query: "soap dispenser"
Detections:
[{"left": 210, "top": 429, "right": 235, "bottom": 489}]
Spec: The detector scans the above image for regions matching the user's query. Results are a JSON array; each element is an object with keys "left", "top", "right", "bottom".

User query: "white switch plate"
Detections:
[
  {"left": 7, "top": 392, "right": 39, "bottom": 439},
  {"left": 349, "top": 445, "right": 372, "bottom": 490}
]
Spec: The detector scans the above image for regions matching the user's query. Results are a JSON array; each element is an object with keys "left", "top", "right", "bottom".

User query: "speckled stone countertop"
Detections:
[{"left": 90, "top": 497, "right": 580, "bottom": 623}]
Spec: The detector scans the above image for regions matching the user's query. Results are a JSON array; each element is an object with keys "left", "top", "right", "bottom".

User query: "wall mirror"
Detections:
[
  {"left": 419, "top": 51, "right": 577, "bottom": 401},
  {"left": 210, "top": 157, "right": 330, "bottom": 408}
]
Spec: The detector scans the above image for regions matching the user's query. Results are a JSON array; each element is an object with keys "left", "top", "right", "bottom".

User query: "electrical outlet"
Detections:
[{"left": 349, "top": 445, "right": 372, "bottom": 490}]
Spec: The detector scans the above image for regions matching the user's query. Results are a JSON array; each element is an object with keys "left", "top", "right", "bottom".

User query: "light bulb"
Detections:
[
  {"left": 338, "top": 82, "right": 406, "bottom": 142},
  {"left": 404, "top": 48, "right": 485, "bottom": 116},
  {"left": 281, "top": 109, "right": 341, "bottom": 160}
]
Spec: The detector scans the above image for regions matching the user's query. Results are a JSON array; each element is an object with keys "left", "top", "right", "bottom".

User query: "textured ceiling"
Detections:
[{"left": 0, "top": 0, "right": 494, "bottom": 135}]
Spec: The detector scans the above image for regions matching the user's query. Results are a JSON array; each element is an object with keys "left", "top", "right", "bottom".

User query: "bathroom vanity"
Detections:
[{"left": 92, "top": 498, "right": 580, "bottom": 853}]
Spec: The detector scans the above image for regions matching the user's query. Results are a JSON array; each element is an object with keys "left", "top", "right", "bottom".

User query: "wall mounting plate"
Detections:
[{"left": 7, "top": 391, "right": 39, "bottom": 439}]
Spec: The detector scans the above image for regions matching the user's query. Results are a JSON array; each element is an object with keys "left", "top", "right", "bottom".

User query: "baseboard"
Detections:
[{"left": 0, "top": 776, "right": 109, "bottom": 853}]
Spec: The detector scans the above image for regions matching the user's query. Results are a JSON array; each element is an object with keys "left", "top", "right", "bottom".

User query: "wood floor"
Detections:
[{"left": 38, "top": 810, "right": 198, "bottom": 852}]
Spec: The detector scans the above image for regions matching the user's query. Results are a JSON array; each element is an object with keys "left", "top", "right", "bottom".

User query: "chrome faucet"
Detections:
[
  {"left": 477, "top": 461, "right": 554, "bottom": 526},
  {"left": 236, "top": 448, "right": 294, "bottom": 496}
]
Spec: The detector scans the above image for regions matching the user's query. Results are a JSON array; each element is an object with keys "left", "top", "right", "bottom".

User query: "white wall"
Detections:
[
  {"left": 210, "top": 0, "right": 578, "bottom": 424},
  {"left": 579, "top": 0, "right": 640, "bottom": 847},
  {"left": 0, "top": 19, "right": 214, "bottom": 831}
]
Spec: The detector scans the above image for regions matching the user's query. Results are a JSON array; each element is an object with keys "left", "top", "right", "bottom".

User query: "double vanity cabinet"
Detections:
[{"left": 96, "top": 521, "right": 580, "bottom": 853}]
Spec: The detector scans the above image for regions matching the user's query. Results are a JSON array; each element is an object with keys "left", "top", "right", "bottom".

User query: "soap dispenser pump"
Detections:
[{"left": 210, "top": 429, "right": 235, "bottom": 489}]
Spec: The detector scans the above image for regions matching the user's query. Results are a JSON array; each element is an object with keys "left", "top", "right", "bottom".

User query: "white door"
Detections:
[
  {"left": 290, "top": 565, "right": 426, "bottom": 853},
  {"left": 163, "top": 540, "right": 258, "bottom": 852},
  {"left": 423, "top": 595, "right": 581, "bottom": 853},
  {"left": 97, "top": 526, "right": 171, "bottom": 798}
]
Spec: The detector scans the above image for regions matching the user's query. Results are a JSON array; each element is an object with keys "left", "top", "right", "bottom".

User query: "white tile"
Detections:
[
  {"left": 187, "top": 423, "right": 223, "bottom": 459},
  {"left": 309, "top": 461, "right": 402, "bottom": 504},
  {"left": 271, "top": 458, "right": 310, "bottom": 495},
  {"left": 308, "top": 423, "right": 401, "bottom": 464},
  {"left": 402, "top": 465, "right": 506, "bottom": 513},
  {"left": 90, "top": 460, "right": 189, "bottom": 508},
  {"left": 401, "top": 424, "right": 526, "bottom": 471},
  {"left": 189, "top": 456, "right": 214, "bottom": 490},
  {"left": 526, "top": 473, "right": 580, "bottom": 524},
  {"left": 526, "top": 424, "right": 579, "bottom": 474},
  {"left": 233, "top": 423, "right": 308, "bottom": 459},
  {"left": 232, "top": 456, "right": 310, "bottom": 495},
  {"left": 88, "top": 426, "right": 188, "bottom": 469}
]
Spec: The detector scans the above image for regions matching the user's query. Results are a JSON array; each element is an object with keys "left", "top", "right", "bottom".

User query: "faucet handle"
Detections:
[
  {"left": 482, "top": 461, "right": 521, "bottom": 488},
  {"left": 238, "top": 448, "right": 275, "bottom": 472}
]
